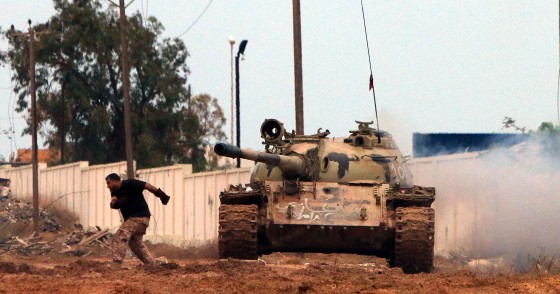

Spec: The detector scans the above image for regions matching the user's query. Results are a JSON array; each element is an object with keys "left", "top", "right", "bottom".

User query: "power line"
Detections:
[
  {"left": 140, "top": 0, "right": 147, "bottom": 26},
  {"left": 177, "top": 0, "right": 214, "bottom": 38},
  {"left": 0, "top": 117, "right": 25, "bottom": 120}
]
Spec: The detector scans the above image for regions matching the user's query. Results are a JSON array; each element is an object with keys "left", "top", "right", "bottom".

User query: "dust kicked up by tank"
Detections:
[{"left": 408, "top": 134, "right": 560, "bottom": 271}]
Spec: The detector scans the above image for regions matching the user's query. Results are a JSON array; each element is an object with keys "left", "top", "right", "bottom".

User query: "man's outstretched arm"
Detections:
[{"left": 144, "top": 183, "right": 171, "bottom": 205}]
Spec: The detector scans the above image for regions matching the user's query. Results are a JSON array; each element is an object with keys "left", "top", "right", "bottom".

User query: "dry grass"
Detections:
[
  {"left": 513, "top": 248, "right": 560, "bottom": 275},
  {"left": 0, "top": 221, "right": 33, "bottom": 240},
  {"left": 442, "top": 247, "right": 560, "bottom": 277},
  {"left": 41, "top": 204, "right": 79, "bottom": 232}
]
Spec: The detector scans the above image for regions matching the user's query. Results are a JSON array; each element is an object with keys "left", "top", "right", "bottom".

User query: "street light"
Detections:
[
  {"left": 228, "top": 36, "right": 235, "bottom": 145},
  {"left": 235, "top": 39, "right": 248, "bottom": 168}
]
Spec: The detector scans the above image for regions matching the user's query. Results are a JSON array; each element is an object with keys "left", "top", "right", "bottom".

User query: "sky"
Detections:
[{"left": 0, "top": 0, "right": 558, "bottom": 162}]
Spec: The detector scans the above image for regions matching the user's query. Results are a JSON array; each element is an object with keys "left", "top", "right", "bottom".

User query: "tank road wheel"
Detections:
[
  {"left": 393, "top": 207, "right": 435, "bottom": 274},
  {"left": 218, "top": 204, "right": 258, "bottom": 259}
]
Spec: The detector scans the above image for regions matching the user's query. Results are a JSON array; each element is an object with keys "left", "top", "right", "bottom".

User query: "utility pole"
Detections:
[
  {"left": 9, "top": 20, "right": 48, "bottom": 236},
  {"left": 292, "top": 0, "right": 304, "bottom": 135},
  {"left": 60, "top": 74, "right": 67, "bottom": 164},
  {"left": 118, "top": 0, "right": 135, "bottom": 179},
  {"left": 29, "top": 26, "right": 39, "bottom": 237}
]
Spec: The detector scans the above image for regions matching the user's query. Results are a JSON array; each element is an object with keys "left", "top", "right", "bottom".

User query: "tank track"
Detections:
[
  {"left": 218, "top": 204, "right": 258, "bottom": 259},
  {"left": 393, "top": 206, "right": 435, "bottom": 274}
]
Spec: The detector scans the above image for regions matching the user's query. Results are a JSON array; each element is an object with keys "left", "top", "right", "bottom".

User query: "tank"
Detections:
[{"left": 215, "top": 119, "right": 435, "bottom": 273}]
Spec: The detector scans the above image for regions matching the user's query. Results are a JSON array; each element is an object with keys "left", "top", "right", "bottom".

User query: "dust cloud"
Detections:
[{"left": 411, "top": 137, "right": 560, "bottom": 259}]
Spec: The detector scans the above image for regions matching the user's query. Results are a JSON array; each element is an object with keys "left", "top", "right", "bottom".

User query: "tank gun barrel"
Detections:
[{"left": 214, "top": 143, "right": 306, "bottom": 175}]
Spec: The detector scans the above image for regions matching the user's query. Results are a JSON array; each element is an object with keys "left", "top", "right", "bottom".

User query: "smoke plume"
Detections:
[{"left": 409, "top": 136, "right": 560, "bottom": 259}]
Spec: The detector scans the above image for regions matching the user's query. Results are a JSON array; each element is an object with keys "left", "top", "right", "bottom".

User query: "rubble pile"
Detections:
[
  {"left": 0, "top": 197, "right": 61, "bottom": 232},
  {"left": 0, "top": 195, "right": 113, "bottom": 256}
]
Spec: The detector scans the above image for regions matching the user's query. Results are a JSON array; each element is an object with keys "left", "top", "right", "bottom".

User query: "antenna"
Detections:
[{"left": 360, "top": 0, "right": 381, "bottom": 142}]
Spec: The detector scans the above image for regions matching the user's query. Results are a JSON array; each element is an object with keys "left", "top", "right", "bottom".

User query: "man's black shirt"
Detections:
[{"left": 111, "top": 179, "right": 151, "bottom": 220}]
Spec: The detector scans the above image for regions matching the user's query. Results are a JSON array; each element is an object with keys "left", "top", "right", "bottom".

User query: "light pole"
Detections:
[
  {"left": 228, "top": 36, "right": 235, "bottom": 145},
  {"left": 235, "top": 40, "right": 248, "bottom": 168}
]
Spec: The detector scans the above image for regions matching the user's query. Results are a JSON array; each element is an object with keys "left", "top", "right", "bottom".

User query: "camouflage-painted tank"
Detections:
[{"left": 214, "top": 119, "right": 435, "bottom": 273}]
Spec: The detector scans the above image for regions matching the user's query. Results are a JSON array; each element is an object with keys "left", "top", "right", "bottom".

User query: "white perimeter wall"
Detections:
[
  {"left": 7, "top": 152, "right": 547, "bottom": 253},
  {"left": 0, "top": 162, "right": 251, "bottom": 244}
]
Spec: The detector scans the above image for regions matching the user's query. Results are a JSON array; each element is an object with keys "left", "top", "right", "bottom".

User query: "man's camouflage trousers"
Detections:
[{"left": 111, "top": 216, "right": 154, "bottom": 264}]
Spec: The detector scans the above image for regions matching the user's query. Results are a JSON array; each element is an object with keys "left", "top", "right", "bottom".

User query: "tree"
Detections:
[
  {"left": 534, "top": 122, "right": 560, "bottom": 157},
  {"left": 3, "top": 0, "right": 225, "bottom": 171},
  {"left": 503, "top": 117, "right": 560, "bottom": 157},
  {"left": 184, "top": 94, "right": 227, "bottom": 171},
  {"left": 502, "top": 116, "right": 526, "bottom": 133}
]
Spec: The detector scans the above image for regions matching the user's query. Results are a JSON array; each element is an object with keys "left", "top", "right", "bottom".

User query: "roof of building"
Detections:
[
  {"left": 16, "top": 149, "right": 61, "bottom": 164},
  {"left": 412, "top": 133, "right": 529, "bottom": 158}
]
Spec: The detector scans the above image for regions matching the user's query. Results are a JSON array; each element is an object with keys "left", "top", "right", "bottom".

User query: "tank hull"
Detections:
[
  {"left": 218, "top": 182, "right": 435, "bottom": 273},
  {"left": 259, "top": 224, "right": 395, "bottom": 257},
  {"left": 218, "top": 202, "right": 395, "bottom": 258}
]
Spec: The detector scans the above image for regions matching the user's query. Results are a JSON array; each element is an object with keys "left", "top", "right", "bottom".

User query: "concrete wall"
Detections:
[
  {"left": 0, "top": 162, "right": 252, "bottom": 244},
  {"left": 0, "top": 162, "right": 47, "bottom": 200},
  {"left": 8, "top": 151, "right": 544, "bottom": 254}
]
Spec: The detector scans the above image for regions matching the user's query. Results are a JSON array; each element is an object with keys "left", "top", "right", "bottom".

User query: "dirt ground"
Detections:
[
  {"left": 1, "top": 250, "right": 560, "bottom": 294},
  {"left": 3, "top": 197, "right": 560, "bottom": 293}
]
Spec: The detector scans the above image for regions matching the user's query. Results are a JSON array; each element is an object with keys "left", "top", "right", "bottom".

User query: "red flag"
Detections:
[{"left": 369, "top": 74, "right": 374, "bottom": 91}]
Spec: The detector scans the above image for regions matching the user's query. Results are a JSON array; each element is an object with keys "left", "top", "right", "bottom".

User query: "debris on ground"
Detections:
[
  {"left": 1, "top": 195, "right": 113, "bottom": 256},
  {"left": 0, "top": 235, "right": 52, "bottom": 255},
  {"left": 60, "top": 224, "right": 113, "bottom": 256},
  {"left": 0, "top": 196, "right": 61, "bottom": 232}
]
